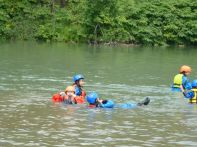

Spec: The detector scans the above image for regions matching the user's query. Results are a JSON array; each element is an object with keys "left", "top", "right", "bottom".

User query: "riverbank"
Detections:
[
  {"left": 1, "top": 0, "right": 196, "bottom": 46},
  {"left": 1, "top": 39, "right": 196, "bottom": 49}
]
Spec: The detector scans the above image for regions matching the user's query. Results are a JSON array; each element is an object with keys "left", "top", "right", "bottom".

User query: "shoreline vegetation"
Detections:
[{"left": 0, "top": 0, "right": 197, "bottom": 46}]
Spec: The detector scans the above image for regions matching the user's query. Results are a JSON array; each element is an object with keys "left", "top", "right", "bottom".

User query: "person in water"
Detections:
[
  {"left": 62, "top": 86, "right": 77, "bottom": 104},
  {"left": 72, "top": 74, "right": 86, "bottom": 97},
  {"left": 181, "top": 80, "right": 197, "bottom": 104},
  {"left": 171, "top": 65, "right": 192, "bottom": 92},
  {"left": 52, "top": 86, "right": 74, "bottom": 103},
  {"left": 52, "top": 86, "right": 85, "bottom": 104},
  {"left": 52, "top": 74, "right": 86, "bottom": 104},
  {"left": 86, "top": 92, "right": 150, "bottom": 109}
]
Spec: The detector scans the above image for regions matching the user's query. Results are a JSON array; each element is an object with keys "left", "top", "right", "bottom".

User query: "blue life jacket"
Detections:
[
  {"left": 98, "top": 100, "right": 138, "bottom": 109},
  {"left": 75, "top": 86, "right": 82, "bottom": 96},
  {"left": 99, "top": 100, "right": 114, "bottom": 108}
]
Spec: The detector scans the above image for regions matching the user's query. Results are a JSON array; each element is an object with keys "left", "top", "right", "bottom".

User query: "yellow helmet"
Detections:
[
  {"left": 179, "top": 65, "right": 192, "bottom": 73},
  {"left": 65, "top": 86, "right": 75, "bottom": 93}
]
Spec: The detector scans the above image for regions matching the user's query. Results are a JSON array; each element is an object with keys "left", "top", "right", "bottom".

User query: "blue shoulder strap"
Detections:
[
  {"left": 75, "top": 86, "right": 82, "bottom": 96},
  {"left": 100, "top": 100, "right": 114, "bottom": 108}
]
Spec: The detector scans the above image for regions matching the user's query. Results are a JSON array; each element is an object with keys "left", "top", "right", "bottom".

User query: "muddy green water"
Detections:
[{"left": 0, "top": 42, "right": 197, "bottom": 146}]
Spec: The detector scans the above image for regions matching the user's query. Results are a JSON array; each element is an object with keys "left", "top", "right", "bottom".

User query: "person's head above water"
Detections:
[
  {"left": 73, "top": 74, "right": 85, "bottom": 86},
  {"left": 65, "top": 86, "right": 75, "bottom": 97},
  {"left": 179, "top": 65, "right": 192, "bottom": 76},
  {"left": 86, "top": 92, "right": 98, "bottom": 104},
  {"left": 192, "top": 80, "right": 197, "bottom": 88},
  {"left": 86, "top": 92, "right": 114, "bottom": 108}
]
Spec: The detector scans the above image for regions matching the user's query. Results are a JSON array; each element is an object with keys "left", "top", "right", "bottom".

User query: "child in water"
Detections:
[
  {"left": 171, "top": 65, "right": 192, "bottom": 92},
  {"left": 63, "top": 86, "right": 77, "bottom": 104},
  {"left": 52, "top": 86, "right": 75, "bottom": 103},
  {"left": 181, "top": 80, "right": 197, "bottom": 104},
  {"left": 52, "top": 86, "right": 85, "bottom": 104},
  {"left": 52, "top": 74, "right": 86, "bottom": 104},
  {"left": 86, "top": 92, "right": 150, "bottom": 109}
]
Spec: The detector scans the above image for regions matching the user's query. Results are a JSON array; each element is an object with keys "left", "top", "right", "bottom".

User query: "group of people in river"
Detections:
[
  {"left": 172, "top": 65, "right": 197, "bottom": 103},
  {"left": 52, "top": 65, "right": 197, "bottom": 109},
  {"left": 52, "top": 74, "right": 150, "bottom": 109}
]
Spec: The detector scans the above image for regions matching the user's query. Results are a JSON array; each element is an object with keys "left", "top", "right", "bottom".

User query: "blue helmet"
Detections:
[
  {"left": 192, "top": 80, "right": 197, "bottom": 88},
  {"left": 86, "top": 92, "right": 98, "bottom": 104},
  {"left": 185, "top": 82, "right": 192, "bottom": 90},
  {"left": 73, "top": 74, "right": 84, "bottom": 83}
]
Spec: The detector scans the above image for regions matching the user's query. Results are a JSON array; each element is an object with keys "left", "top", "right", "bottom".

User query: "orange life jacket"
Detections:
[
  {"left": 74, "top": 96, "right": 85, "bottom": 104},
  {"left": 81, "top": 91, "right": 86, "bottom": 97},
  {"left": 52, "top": 92, "right": 85, "bottom": 104},
  {"left": 52, "top": 93, "right": 63, "bottom": 103}
]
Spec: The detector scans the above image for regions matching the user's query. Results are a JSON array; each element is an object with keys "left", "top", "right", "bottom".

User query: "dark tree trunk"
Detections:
[
  {"left": 60, "top": 0, "right": 65, "bottom": 8},
  {"left": 50, "top": 0, "right": 55, "bottom": 13},
  {"left": 60, "top": 0, "right": 68, "bottom": 8}
]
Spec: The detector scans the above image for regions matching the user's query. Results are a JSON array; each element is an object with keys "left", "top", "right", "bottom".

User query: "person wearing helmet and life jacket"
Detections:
[
  {"left": 171, "top": 65, "right": 192, "bottom": 92},
  {"left": 72, "top": 74, "right": 86, "bottom": 96},
  {"left": 52, "top": 85, "right": 85, "bottom": 104},
  {"left": 181, "top": 80, "right": 197, "bottom": 104},
  {"left": 86, "top": 92, "right": 150, "bottom": 109},
  {"left": 72, "top": 74, "right": 86, "bottom": 103}
]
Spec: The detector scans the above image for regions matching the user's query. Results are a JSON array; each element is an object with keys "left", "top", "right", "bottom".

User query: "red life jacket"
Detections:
[
  {"left": 74, "top": 96, "right": 85, "bottom": 104},
  {"left": 71, "top": 84, "right": 86, "bottom": 104},
  {"left": 52, "top": 93, "right": 63, "bottom": 103},
  {"left": 81, "top": 91, "right": 86, "bottom": 97},
  {"left": 52, "top": 91, "right": 85, "bottom": 104},
  {"left": 88, "top": 104, "right": 97, "bottom": 108}
]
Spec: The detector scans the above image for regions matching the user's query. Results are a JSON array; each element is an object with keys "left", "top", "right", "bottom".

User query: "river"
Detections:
[{"left": 0, "top": 41, "right": 197, "bottom": 146}]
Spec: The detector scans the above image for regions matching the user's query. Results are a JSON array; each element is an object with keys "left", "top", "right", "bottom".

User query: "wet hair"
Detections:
[
  {"left": 102, "top": 100, "right": 108, "bottom": 104},
  {"left": 73, "top": 80, "right": 83, "bottom": 87},
  {"left": 180, "top": 71, "right": 186, "bottom": 74}
]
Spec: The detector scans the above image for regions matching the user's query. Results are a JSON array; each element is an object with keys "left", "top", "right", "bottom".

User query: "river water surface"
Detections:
[{"left": 0, "top": 42, "right": 197, "bottom": 146}]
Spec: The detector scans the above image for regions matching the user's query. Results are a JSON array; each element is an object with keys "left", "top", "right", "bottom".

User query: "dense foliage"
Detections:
[{"left": 0, "top": 0, "right": 197, "bottom": 45}]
